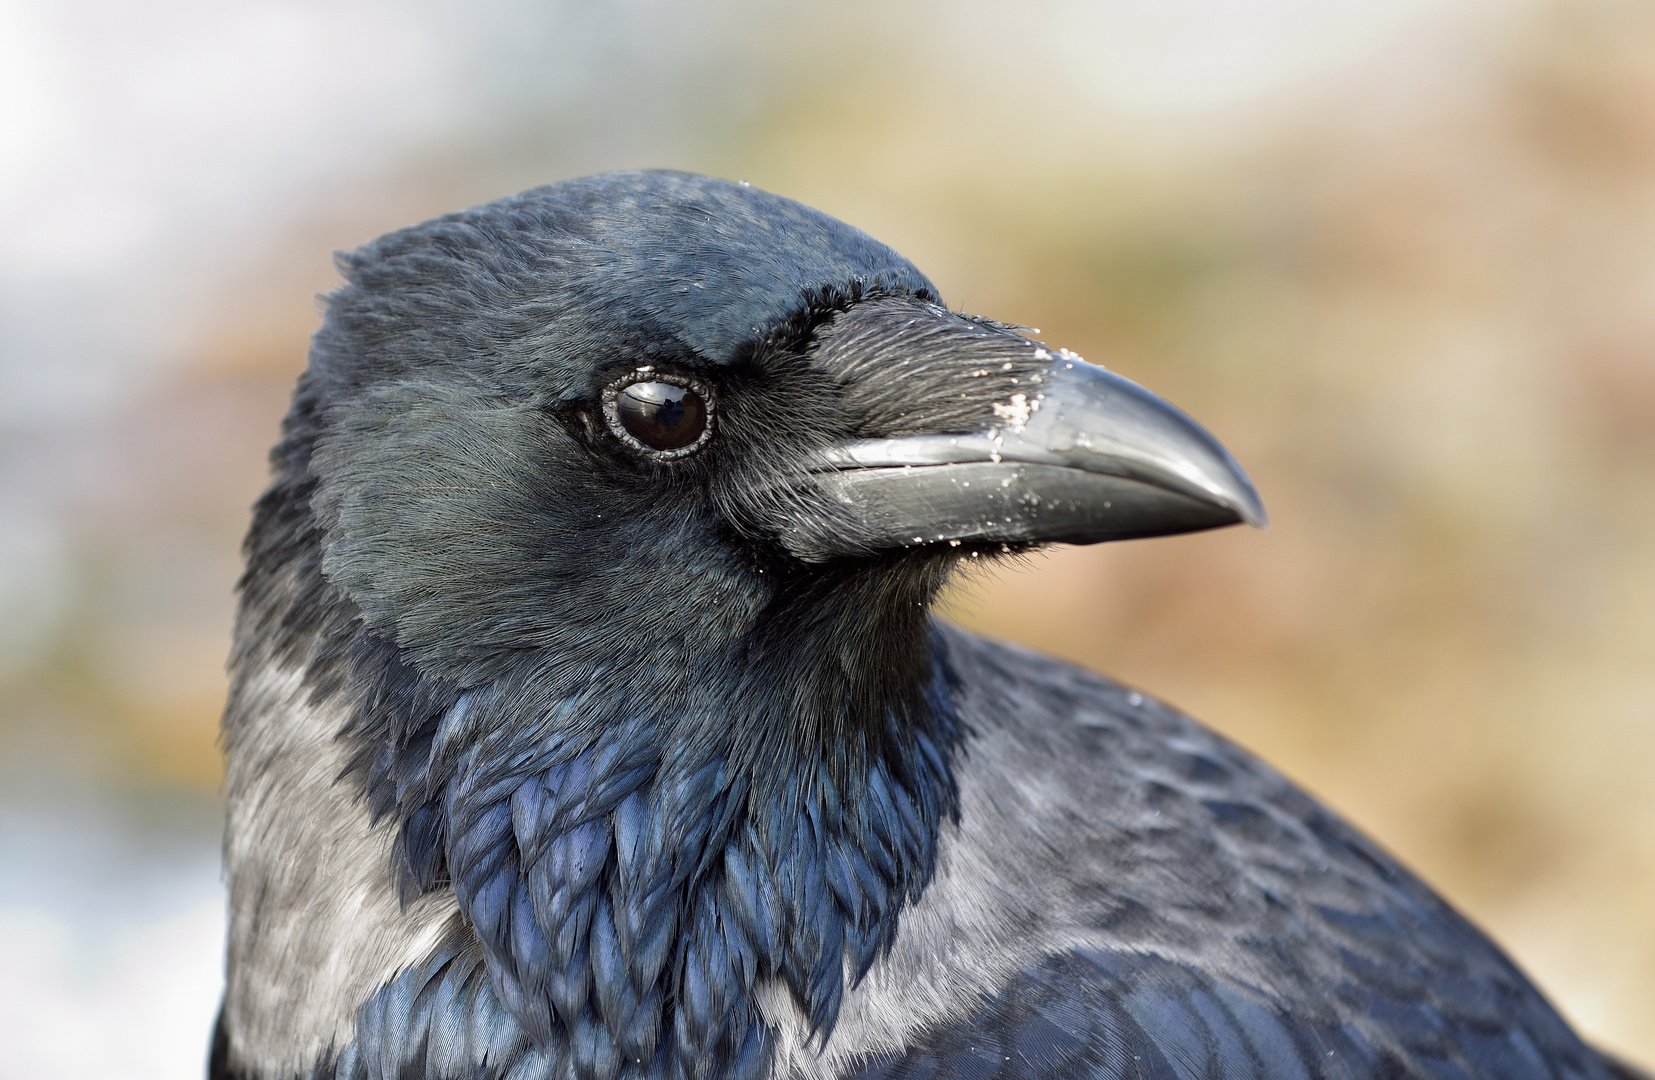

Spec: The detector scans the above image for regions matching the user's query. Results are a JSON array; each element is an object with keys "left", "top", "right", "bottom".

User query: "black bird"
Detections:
[{"left": 214, "top": 170, "right": 1647, "bottom": 1080}]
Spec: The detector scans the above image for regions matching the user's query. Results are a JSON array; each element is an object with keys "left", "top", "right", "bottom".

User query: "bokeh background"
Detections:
[{"left": 2, "top": 0, "right": 1652, "bottom": 1074}]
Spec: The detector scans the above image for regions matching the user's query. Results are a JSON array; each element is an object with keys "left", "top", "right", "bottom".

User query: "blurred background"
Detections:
[{"left": 1, "top": 0, "right": 1652, "bottom": 1073}]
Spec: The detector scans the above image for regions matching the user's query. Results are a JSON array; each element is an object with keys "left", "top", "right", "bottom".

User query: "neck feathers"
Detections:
[{"left": 328, "top": 624, "right": 961, "bottom": 1080}]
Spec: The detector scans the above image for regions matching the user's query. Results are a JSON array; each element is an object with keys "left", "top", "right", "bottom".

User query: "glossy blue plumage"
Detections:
[{"left": 321, "top": 634, "right": 960, "bottom": 1080}]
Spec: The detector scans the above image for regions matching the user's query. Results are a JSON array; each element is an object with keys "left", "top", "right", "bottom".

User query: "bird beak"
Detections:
[{"left": 778, "top": 344, "right": 1266, "bottom": 561}]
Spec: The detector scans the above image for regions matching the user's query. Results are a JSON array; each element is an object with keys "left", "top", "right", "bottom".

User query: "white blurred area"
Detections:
[
  {"left": 6, "top": 0, "right": 1655, "bottom": 1074},
  {"left": 0, "top": 801, "right": 222, "bottom": 1079}
]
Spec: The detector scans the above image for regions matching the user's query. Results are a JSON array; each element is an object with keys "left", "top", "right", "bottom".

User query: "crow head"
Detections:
[
  {"left": 284, "top": 169, "right": 1259, "bottom": 705},
  {"left": 224, "top": 170, "right": 1264, "bottom": 1079}
]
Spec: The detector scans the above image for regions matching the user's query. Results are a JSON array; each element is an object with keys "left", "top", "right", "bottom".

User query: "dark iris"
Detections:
[{"left": 617, "top": 380, "right": 708, "bottom": 452}]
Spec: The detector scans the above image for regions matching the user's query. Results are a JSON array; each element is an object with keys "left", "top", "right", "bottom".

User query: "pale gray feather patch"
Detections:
[{"left": 220, "top": 662, "right": 461, "bottom": 1079}]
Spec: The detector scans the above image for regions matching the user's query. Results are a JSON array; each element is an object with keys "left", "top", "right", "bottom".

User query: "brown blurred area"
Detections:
[{"left": 1, "top": 0, "right": 1650, "bottom": 1066}]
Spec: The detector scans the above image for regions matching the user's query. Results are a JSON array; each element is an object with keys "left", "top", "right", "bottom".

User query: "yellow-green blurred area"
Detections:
[{"left": 2, "top": 0, "right": 1652, "bottom": 1073}]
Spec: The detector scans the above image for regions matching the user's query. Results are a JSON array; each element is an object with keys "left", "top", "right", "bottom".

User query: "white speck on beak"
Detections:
[{"left": 991, "top": 393, "right": 1037, "bottom": 432}]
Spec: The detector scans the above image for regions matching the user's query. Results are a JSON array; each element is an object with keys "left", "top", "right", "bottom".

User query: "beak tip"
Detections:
[{"left": 1196, "top": 450, "right": 1267, "bottom": 531}]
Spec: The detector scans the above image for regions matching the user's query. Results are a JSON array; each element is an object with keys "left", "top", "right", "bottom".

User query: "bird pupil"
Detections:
[{"left": 618, "top": 380, "right": 707, "bottom": 452}]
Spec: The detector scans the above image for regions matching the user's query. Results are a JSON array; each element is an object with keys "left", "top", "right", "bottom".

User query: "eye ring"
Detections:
[{"left": 601, "top": 368, "right": 716, "bottom": 460}]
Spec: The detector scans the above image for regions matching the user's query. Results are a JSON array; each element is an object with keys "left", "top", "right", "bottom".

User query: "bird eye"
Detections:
[{"left": 602, "top": 372, "right": 713, "bottom": 458}]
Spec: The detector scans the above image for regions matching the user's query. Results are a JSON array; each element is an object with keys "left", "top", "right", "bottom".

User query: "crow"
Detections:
[{"left": 214, "top": 170, "right": 1647, "bottom": 1080}]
